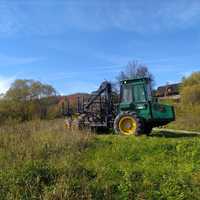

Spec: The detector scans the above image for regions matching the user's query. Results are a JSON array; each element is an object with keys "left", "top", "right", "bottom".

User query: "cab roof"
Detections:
[{"left": 120, "top": 77, "right": 150, "bottom": 84}]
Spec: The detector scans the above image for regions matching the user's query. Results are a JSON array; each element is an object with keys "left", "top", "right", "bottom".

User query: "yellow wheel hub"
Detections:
[{"left": 119, "top": 116, "right": 137, "bottom": 135}]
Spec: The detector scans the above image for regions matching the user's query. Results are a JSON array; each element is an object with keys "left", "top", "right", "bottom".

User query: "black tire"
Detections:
[
  {"left": 143, "top": 124, "right": 153, "bottom": 135},
  {"left": 114, "top": 112, "right": 143, "bottom": 136}
]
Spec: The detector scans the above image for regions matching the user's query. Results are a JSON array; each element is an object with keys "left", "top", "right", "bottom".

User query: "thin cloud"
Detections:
[
  {"left": 58, "top": 0, "right": 200, "bottom": 33},
  {"left": 0, "top": 54, "right": 42, "bottom": 66},
  {"left": 61, "top": 81, "right": 98, "bottom": 94},
  {"left": 0, "top": 0, "right": 200, "bottom": 36},
  {"left": 96, "top": 52, "right": 200, "bottom": 69}
]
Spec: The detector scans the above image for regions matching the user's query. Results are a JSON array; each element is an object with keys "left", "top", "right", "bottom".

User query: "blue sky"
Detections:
[{"left": 0, "top": 0, "right": 199, "bottom": 94}]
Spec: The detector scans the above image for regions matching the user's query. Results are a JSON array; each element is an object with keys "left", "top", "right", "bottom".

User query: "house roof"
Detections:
[{"left": 157, "top": 83, "right": 181, "bottom": 96}]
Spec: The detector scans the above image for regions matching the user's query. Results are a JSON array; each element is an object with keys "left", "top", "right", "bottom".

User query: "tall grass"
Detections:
[
  {"left": 0, "top": 120, "right": 200, "bottom": 199},
  {"left": 0, "top": 119, "right": 93, "bottom": 200}
]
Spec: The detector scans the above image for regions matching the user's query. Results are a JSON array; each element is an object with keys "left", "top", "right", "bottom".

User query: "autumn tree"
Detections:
[
  {"left": 6, "top": 79, "right": 56, "bottom": 100},
  {"left": 0, "top": 79, "right": 58, "bottom": 122},
  {"left": 181, "top": 72, "right": 200, "bottom": 105}
]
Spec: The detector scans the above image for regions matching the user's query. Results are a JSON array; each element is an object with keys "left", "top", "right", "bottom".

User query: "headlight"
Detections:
[{"left": 136, "top": 104, "right": 146, "bottom": 109}]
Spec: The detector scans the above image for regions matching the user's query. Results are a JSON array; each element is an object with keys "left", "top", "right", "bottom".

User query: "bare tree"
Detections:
[{"left": 116, "top": 60, "right": 154, "bottom": 87}]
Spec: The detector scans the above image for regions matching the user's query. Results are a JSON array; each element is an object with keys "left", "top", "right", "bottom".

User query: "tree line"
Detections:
[
  {"left": 0, "top": 79, "right": 62, "bottom": 124},
  {"left": 0, "top": 61, "right": 199, "bottom": 128}
]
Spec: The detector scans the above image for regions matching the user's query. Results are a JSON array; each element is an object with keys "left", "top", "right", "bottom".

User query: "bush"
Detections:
[
  {"left": 163, "top": 71, "right": 200, "bottom": 131},
  {"left": 181, "top": 85, "right": 200, "bottom": 105},
  {"left": 181, "top": 71, "right": 200, "bottom": 105}
]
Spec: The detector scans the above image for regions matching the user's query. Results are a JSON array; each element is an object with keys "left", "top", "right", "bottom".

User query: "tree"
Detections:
[
  {"left": 6, "top": 79, "right": 56, "bottom": 101},
  {"left": 116, "top": 60, "right": 154, "bottom": 87},
  {"left": 181, "top": 71, "right": 200, "bottom": 105},
  {"left": 182, "top": 72, "right": 200, "bottom": 87},
  {"left": 1, "top": 79, "right": 58, "bottom": 122}
]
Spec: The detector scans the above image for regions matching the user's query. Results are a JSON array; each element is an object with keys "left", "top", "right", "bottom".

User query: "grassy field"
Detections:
[{"left": 0, "top": 120, "right": 200, "bottom": 199}]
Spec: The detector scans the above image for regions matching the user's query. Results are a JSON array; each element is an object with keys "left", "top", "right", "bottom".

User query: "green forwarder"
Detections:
[{"left": 64, "top": 77, "right": 175, "bottom": 136}]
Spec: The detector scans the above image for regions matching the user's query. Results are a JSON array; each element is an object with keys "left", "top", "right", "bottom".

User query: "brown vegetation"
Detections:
[{"left": 164, "top": 72, "right": 200, "bottom": 131}]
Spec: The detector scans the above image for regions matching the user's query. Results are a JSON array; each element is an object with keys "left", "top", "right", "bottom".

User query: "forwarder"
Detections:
[{"left": 64, "top": 77, "right": 175, "bottom": 136}]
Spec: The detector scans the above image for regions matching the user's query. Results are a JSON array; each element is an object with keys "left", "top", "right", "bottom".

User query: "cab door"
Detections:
[{"left": 132, "top": 84, "right": 152, "bottom": 120}]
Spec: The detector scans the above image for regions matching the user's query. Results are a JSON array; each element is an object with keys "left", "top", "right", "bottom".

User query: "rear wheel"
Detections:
[{"left": 114, "top": 112, "right": 143, "bottom": 136}]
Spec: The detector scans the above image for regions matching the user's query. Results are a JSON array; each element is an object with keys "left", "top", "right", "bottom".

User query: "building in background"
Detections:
[{"left": 156, "top": 83, "right": 181, "bottom": 99}]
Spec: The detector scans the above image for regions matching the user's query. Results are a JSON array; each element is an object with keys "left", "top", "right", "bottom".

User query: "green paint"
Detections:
[{"left": 119, "top": 77, "right": 175, "bottom": 127}]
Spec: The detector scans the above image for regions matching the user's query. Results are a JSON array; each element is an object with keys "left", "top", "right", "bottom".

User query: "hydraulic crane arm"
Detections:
[{"left": 85, "top": 81, "right": 112, "bottom": 110}]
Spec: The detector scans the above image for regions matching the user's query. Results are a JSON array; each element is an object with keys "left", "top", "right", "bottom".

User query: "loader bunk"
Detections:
[{"left": 64, "top": 81, "right": 117, "bottom": 131}]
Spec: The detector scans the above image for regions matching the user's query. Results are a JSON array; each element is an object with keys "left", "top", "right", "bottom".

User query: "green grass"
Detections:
[
  {"left": 83, "top": 134, "right": 200, "bottom": 199},
  {"left": 0, "top": 120, "right": 200, "bottom": 199}
]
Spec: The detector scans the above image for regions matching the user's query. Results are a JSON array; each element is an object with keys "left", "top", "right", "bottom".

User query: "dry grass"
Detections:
[
  {"left": 0, "top": 119, "right": 94, "bottom": 200},
  {"left": 0, "top": 119, "right": 93, "bottom": 169}
]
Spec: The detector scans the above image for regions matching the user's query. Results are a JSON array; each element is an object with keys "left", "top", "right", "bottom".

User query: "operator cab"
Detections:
[
  {"left": 119, "top": 77, "right": 175, "bottom": 127},
  {"left": 120, "top": 77, "right": 152, "bottom": 104}
]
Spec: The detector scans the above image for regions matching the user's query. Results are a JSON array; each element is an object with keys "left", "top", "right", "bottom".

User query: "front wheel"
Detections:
[{"left": 114, "top": 112, "right": 143, "bottom": 136}]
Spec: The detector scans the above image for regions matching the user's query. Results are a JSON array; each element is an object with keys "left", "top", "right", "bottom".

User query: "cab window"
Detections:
[
  {"left": 122, "top": 85, "right": 132, "bottom": 103},
  {"left": 133, "top": 84, "right": 146, "bottom": 102}
]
